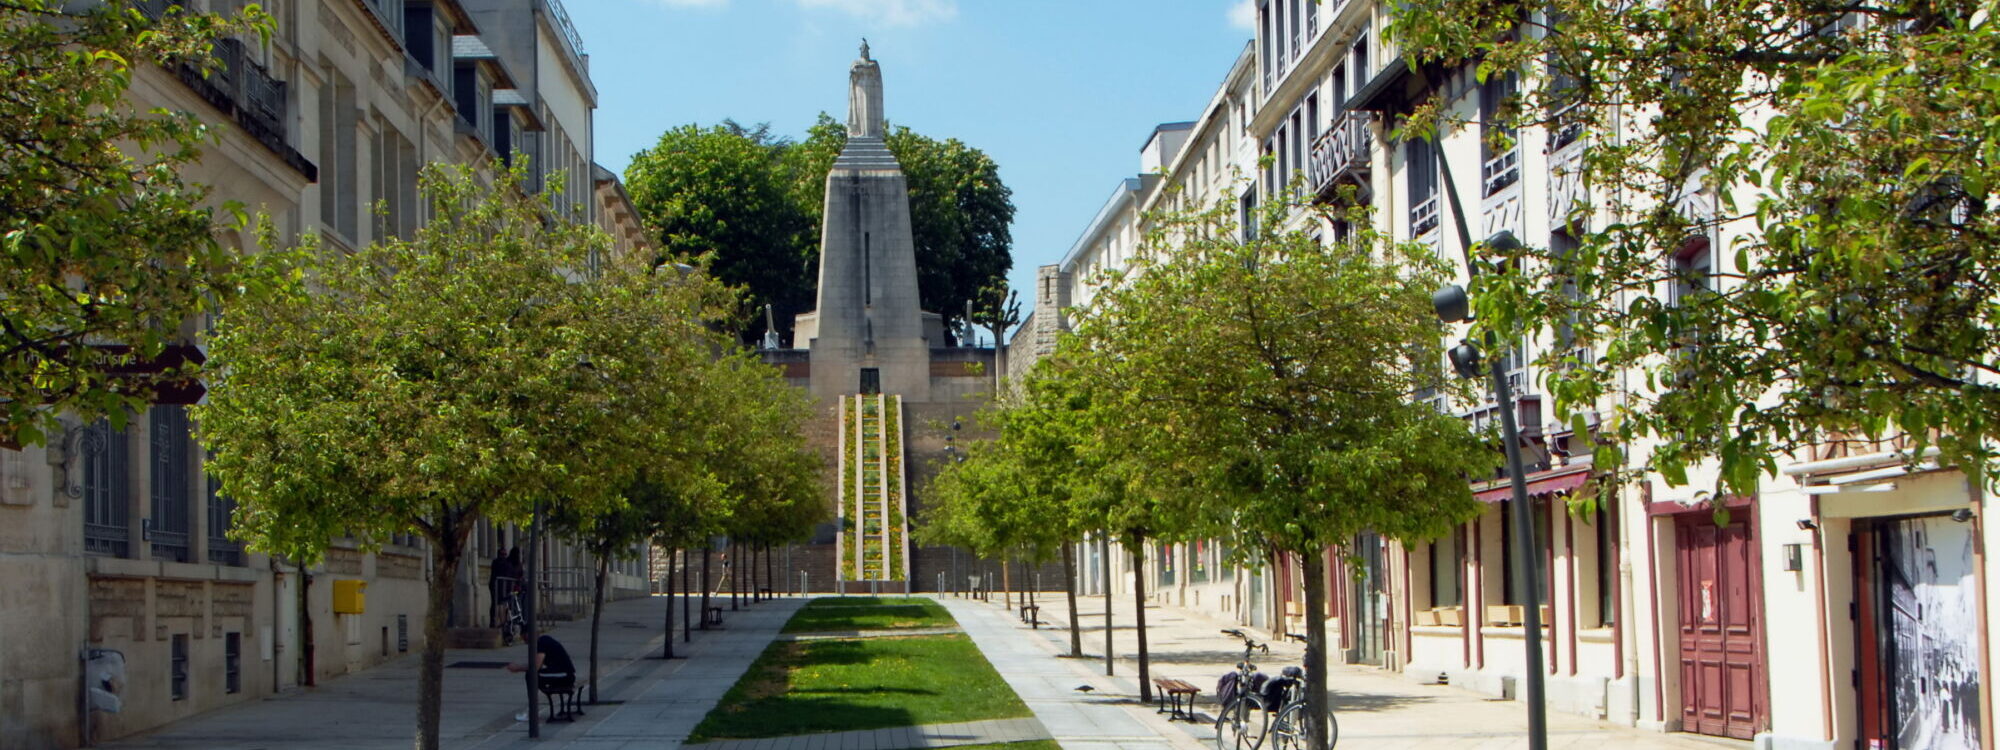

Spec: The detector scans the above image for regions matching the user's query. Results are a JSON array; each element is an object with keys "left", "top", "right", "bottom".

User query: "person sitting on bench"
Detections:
[{"left": 507, "top": 634, "right": 581, "bottom": 720}]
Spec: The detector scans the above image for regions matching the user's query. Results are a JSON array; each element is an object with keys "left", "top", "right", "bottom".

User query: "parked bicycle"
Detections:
[
  {"left": 1213, "top": 629, "right": 1337, "bottom": 750},
  {"left": 1265, "top": 633, "right": 1336, "bottom": 750},
  {"left": 1214, "top": 629, "right": 1270, "bottom": 750}
]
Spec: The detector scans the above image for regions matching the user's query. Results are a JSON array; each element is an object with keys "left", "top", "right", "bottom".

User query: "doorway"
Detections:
[
  {"left": 1349, "top": 532, "right": 1387, "bottom": 665},
  {"left": 1854, "top": 514, "right": 1981, "bottom": 750},
  {"left": 859, "top": 368, "right": 880, "bottom": 395},
  {"left": 1673, "top": 511, "right": 1766, "bottom": 739}
]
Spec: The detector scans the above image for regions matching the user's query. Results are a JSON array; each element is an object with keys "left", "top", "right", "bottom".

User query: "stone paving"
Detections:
[
  {"left": 1019, "top": 593, "right": 1743, "bottom": 750},
  {"left": 934, "top": 597, "right": 1206, "bottom": 750},
  {"left": 99, "top": 593, "right": 798, "bottom": 750}
]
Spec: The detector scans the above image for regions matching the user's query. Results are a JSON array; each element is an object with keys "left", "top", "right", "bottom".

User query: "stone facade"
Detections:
[{"left": 0, "top": 3, "right": 649, "bottom": 748}]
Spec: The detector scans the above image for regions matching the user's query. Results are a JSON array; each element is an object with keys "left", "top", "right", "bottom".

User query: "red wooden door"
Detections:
[{"left": 1675, "top": 513, "right": 1766, "bottom": 739}]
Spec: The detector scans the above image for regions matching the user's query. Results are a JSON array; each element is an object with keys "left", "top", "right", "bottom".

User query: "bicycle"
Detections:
[
  {"left": 495, "top": 576, "right": 525, "bottom": 646},
  {"left": 1264, "top": 633, "right": 1337, "bottom": 750},
  {"left": 1214, "top": 629, "right": 1271, "bottom": 750}
]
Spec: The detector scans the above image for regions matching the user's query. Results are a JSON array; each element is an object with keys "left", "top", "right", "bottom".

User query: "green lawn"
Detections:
[
  {"left": 689, "top": 633, "right": 1030, "bottom": 740},
  {"left": 781, "top": 597, "right": 955, "bottom": 633}
]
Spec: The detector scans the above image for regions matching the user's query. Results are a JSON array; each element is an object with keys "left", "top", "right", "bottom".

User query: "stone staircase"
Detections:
[{"left": 841, "top": 394, "right": 906, "bottom": 585}]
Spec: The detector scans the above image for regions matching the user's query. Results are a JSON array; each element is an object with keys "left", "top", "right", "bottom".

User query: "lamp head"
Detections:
[
  {"left": 1481, "top": 230, "right": 1524, "bottom": 254},
  {"left": 1448, "top": 340, "right": 1484, "bottom": 379},
  {"left": 1432, "top": 284, "right": 1471, "bottom": 324}
]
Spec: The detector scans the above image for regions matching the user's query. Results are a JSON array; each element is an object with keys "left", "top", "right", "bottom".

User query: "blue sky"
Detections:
[{"left": 565, "top": 0, "right": 1254, "bottom": 330}]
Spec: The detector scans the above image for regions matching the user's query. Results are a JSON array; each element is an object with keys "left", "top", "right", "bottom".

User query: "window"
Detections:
[
  {"left": 1192, "top": 540, "right": 1210, "bottom": 584},
  {"left": 1157, "top": 542, "right": 1175, "bottom": 587},
  {"left": 1259, "top": 4, "right": 1272, "bottom": 89},
  {"left": 1594, "top": 504, "right": 1617, "bottom": 626},
  {"left": 1551, "top": 231, "right": 1589, "bottom": 362},
  {"left": 403, "top": 4, "right": 438, "bottom": 72},
  {"left": 1406, "top": 136, "right": 1438, "bottom": 234},
  {"left": 1305, "top": 0, "right": 1318, "bottom": 37},
  {"left": 170, "top": 634, "right": 189, "bottom": 701},
  {"left": 224, "top": 632, "right": 242, "bottom": 694},
  {"left": 1239, "top": 187, "right": 1259, "bottom": 242},
  {"left": 149, "top": 405, "right": 192, "bottom": 563},
  {"left": 206, "top": 470, "right": 243, "bottom": 566},
  {"left": 374, "top": 129, "right": 418, "bottom": 240},
  {"left": 1671, "top": 235, "right": 1713, "bottom": 305},
  {"left": 1430, "top": 526, "right": 1465, "bottom": 608},
  {"left": 81, "top": 420, "right": 130, "bottom": 557},
  {"left": 1499, "top": 499, "right": 1553, "bottom": 607},
  {"left": 859, "top": 368, "right": 880, "bottom": 394},
  {"left": 1290, "top": 0, "right": 1304, "bottom": 55},
  {"left": 318, "top": 72, "right": 358, "bottom": 242},
  {"left": 1481, "top": 71, "right": 1521, "bottom": 195}
]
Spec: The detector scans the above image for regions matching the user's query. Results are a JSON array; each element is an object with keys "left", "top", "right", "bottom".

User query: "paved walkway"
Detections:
[
  {"left": 935, "top": 596, "right": 1207, "bottom": 750},
  {"left": 1017, "top": 593, "right": 1739, "bottom": 750},
  {"left": 102, "top": 593, "right": 801, "bottom": 750},
  {"left": 683, "top": 718, "right": 1050, "bottom": 750}
]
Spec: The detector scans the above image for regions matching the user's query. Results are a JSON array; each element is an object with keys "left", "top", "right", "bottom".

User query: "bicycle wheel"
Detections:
[
  {"left": 1214, "top": 697, "right": 1268, "bottom": 750},
  {"left": 1270, "top": 703, "right": 1337, "bottom": 750}
]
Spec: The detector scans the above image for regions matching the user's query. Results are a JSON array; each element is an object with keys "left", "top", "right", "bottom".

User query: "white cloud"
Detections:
[
  {"left": 1227, "top": 0, "right": 1257, "bottom": 30},
  {"left": 654, "top": 0, "right": 729, "bottom": 7},
  {"left": 797, "top": 0, "right": 958, "bottom": 27}
]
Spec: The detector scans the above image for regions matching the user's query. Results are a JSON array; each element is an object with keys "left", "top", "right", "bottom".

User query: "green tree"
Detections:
[
  {"left": 0, "top": 1, "right": 266, "bottom": 445},
  {"left": 1391, "top": 0, "right": 2000, "bottom": 497},
  {"left": 196, "top": 163, "right": 734, "bottom": 750},
  {"left": 1074, "top": 199, "right": 1496, "bottom": 750},
  {"left": 627, "top": 115, "right": 1015, "bottom": 346},
  {"left": 624, "top": 122, "right": 815, "bottom": 345}
]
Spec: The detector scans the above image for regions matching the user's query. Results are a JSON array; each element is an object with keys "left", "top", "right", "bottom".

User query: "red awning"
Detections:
[{"left": 1473, "top": 468, "right": 1592, "bottom": 503}]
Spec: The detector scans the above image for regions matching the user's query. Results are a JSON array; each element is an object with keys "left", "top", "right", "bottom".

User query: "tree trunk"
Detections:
[
  {"left": 1133, "top": 544, "right": 1151, "bottom": 703},
  {"left": 1026, "top": 558, "right": 1036, "bottom": 610},
  {"left": 1003, "top": 556, "right": 1013, "bottom": 609},
  {"left": 661, "top": 546, "right": 675, "bottom": 659},
  {"left": 415, "top": 521, "right": 469, "bottom": 750},
  {"left": 765, "top": 543, "right": 775, "bottom": 601},
  {"left": 588, "top": 550, "right": 608, "bottom": 703},
  {"left": 700, "top": 546, "right": 713, "bottom": 629},
  {"left": 1062, "top": 543, "right": 1082, "bottom": 657},
  {"left": 681, "top": 547, "right": 691, "bottom": 641},
  {"left": 297, "top": 565, "right": 315, "bottom": 687},
  {"left": 1101, "top": 535, "right": 1114, "bottom": 676},
  {"left": 1302, "top": 546, "right": 1331, "bottom": 750},
  {"left": 731, "top": 544, "right": 740, "bottom": 610}
]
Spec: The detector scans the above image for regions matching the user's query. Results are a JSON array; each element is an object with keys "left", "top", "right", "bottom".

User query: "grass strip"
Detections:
[
  {"left": 950, "top": 743, "right": 1062, "bottom": 750},
  {"left": 689, "top": 634, "right": 1029, "bottom": 740},
  {"left": 783, "top": 597, "right": 954, "bottom": 633}
]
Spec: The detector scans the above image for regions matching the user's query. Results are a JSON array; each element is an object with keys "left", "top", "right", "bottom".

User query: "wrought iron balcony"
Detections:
[
  {"left": 547, "top": 0, "right": 586, "bottom": 58},
  {"left": 1410, "top": 195, "right": 1440, "bottom": 236},
  {"left": 1309, "top": 111, "right": 1374, "bottom": 201},
  {"left": 1482, "top": 148, "right": 1520, "bottom": 195}
]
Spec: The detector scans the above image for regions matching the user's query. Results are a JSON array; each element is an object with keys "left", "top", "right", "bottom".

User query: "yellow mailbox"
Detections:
[{"left": 332, "top": 579, "right": 366, "bottom": 614}]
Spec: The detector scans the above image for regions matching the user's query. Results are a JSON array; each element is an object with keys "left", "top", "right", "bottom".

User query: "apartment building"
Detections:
[
  {"left": 1028, "top": 2, "right": 1993, "bottom": 748},
  {"left": 0, "top": 2, "right": 648, "bottom": 747}
]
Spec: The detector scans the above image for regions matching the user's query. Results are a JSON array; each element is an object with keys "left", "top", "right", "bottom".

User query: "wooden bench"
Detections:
[
  {"left": 704, "top": 606, "right": 724, "bottom": 627},
  {"left": 1152, "top": 677, "right": 1201, "bottom": 722},
  {"left": 1018, "top": 604, "right": 1041, "bottom": 628}
]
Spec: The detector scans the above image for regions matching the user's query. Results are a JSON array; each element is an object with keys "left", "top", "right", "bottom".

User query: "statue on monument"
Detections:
[{"left": 848, "top": 39, "right": 884, "bottom": 138}]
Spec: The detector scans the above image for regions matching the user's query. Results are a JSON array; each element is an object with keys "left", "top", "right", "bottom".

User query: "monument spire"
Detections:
[{"left": 848, "top": 40, "right": 884, "bottom": 138}]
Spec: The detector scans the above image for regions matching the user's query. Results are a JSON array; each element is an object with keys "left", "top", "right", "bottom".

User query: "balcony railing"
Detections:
[
  {"left": 1482, "top": 148, "right": 1520, "bottom": 195},
  {"left": 1410, "top": 195, "right": 1440, "bottom": 236},
  {"left": 546, "top": 0, "right": 586, "bottom": 59},
  {"left": 1309, "top": 111, "right": 1373, "bottom": 200}
]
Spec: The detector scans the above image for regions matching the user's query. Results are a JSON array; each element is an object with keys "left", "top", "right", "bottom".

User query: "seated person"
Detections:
[{"left": 506, "top": 634, "right": 575, "bottom": 691}]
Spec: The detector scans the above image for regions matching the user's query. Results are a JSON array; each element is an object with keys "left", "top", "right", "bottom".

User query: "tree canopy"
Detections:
[
  {"left": 1390, "top": 0, "right": 2000, "bottom": 495},
  {"left": 196, "top": 162, "right": 740, "bottom": 750},
  {"left": 624, "top": 115, "right": 1014, "bottom": 346},
  {"left": 0, "top": 0, "right": 266, "bottom": 446}
]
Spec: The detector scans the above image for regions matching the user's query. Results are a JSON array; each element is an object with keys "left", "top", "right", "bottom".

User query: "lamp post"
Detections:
[{"left": 1432, "top": 152, "right": 1549, "bottom": 750}]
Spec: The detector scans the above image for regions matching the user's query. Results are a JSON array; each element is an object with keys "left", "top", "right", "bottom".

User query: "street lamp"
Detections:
[{"left": 1432, "top": 159, "right": 1549, "bottom": 749}]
